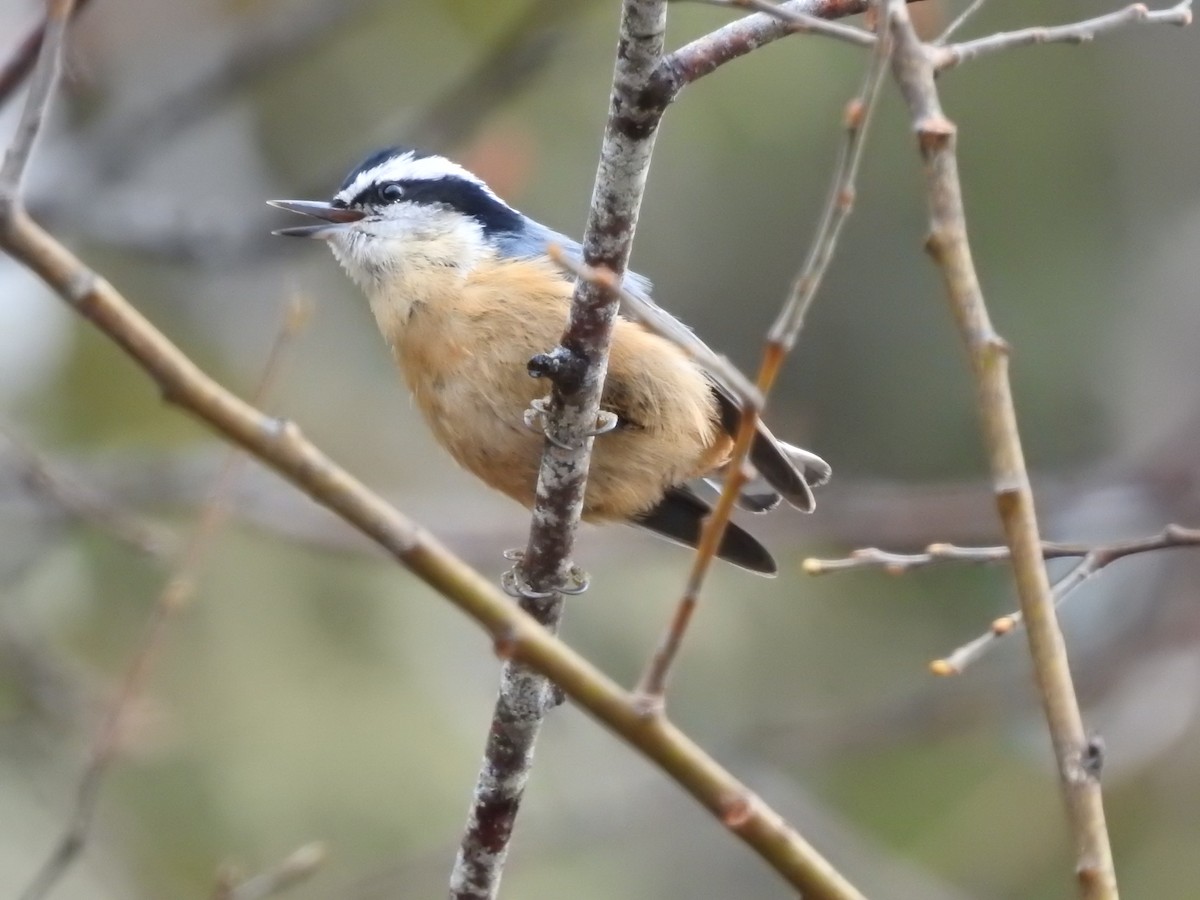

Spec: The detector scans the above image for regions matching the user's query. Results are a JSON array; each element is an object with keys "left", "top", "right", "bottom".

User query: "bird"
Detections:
[{"left": 269, "top": 147, "right": 829, "bottom": 575}]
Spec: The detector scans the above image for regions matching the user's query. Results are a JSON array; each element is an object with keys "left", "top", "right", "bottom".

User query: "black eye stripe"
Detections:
[{"left": 340, "top": 176, "right": 523, "bottom": 237}]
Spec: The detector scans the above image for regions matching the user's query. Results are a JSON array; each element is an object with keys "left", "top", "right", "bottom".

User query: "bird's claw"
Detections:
[
  {"left": 500, "top": 549, "right": 591, "bottom": 598},
  {"left": 523, "top": 398, "right": 617, "bottom": 449}
]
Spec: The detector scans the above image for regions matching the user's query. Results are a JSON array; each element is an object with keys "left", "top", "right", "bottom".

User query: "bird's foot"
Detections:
[{"left": 500, "top": 549, "right": 591, "bottom": 598}]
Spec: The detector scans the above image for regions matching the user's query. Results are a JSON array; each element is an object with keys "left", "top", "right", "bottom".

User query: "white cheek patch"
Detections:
[{"left": 327, "top": 205, "right": 491, "bottom": 288}]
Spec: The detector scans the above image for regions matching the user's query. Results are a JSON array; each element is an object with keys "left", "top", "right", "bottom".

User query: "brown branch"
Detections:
[
  {"left": 695, "top": 0, "right": 877, "bottom": 47},
  {"left": 18, "top": 298, "right": 305, "bottom": 900},
  {"left": 649, "top": 0, "right": 916, "bottom": 105},
  {"left": 934, "top": 526, "right": 1200, "bottom": 675},
  {"left": 803, "top": 526, "right": 1200, "bottom": 673},
  {"left": 931, "top": 1, "right": 1193, "bottom": 71},
  {"left": 887, "top": 0, "right": 1116, "bottom": 894},
  {"left": 635, "top": 1, "right": 893, "bottom": 701}
]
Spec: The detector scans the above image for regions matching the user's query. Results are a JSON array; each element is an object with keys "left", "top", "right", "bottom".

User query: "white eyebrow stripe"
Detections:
[{"left": 334, "top": 152, "right": 504, "bottom": 206}]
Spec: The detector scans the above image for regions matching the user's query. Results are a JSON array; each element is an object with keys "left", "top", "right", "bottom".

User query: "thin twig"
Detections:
[
  {"left": 1, "top": 428, "right": 174, "bottom": 558},
  {"left": 932, "top": 0, "right": 991, "bottom": 45},
  {"left": 802, "top": 527, "right": 1200, "bottom": 672},
  {"left": 635, "top": 1, "right": 893, "bottom": 701},
  {"left": 804, "top": 526, "right": 1200, "bottom": 574},
  {"left": 212, "top": 842, "right": 328, "bottom": 900},
  {"left": 931, "top": 1, "right": 1193, "bottom": 71},
  {"left": 695, "top": 0, "right": 877, "bottom": 47},
  {"left": 649, "top": 0, "right": 914, "bottom": 104},
  {"left": 887, "top": 0, "right": 1116, "bottom": 894},
  {"left": 0, "top": 0, "right": 76, "bottom": 204},
  {"left": 936, "top": 526, "right": 1199, "bottom": 675},
  {"left": 18, "top": 298, "right": 306, "bottom": 900},
  {"left": 0, "top": 0, "right": 92, "bottom": 111}
]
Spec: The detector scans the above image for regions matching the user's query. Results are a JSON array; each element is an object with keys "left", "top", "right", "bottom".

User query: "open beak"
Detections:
[{"left": 268, "top": 199, "right": 366, "bottom": 238}]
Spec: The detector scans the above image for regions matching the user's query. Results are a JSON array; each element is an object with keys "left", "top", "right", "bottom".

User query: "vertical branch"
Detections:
[
  {"left": 637, "top": 1, "right": 893, "bottom": 700},
  {"left": 450, "top": 3, "right": 669, "bottom": 898},
  {"left": 886, "top": 1, "right": 1117, "bottom": 896}
]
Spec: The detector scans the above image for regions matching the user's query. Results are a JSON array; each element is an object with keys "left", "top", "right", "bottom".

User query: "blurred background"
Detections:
[{"left": 2, "top": 0, "right": 1199, "bottom": 897}]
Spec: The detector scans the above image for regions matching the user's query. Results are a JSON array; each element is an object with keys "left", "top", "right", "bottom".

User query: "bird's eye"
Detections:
[{"left": 379, "top": 182, "right": 404, "bottom": 203}]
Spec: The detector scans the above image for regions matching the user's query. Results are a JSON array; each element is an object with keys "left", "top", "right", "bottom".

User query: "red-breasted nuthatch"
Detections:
[{"left": 270, "top": 148, "right": 829, "bottom": 575}]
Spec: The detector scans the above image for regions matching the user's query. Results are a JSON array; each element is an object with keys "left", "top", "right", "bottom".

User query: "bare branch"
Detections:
[
  {"left": 212, "top": 843, "right": 328, "bottom": 900},
  {"left": 804, "top": 526, "right": 1200, "bottom": 672},
  {"left": 18, "top": 298, "right": 305, "bottom": 900},
  {"left": 0, "top": 0, "right": 76, "bottom": 205},
  {"left": 932, "top": 0, "right": 991, "bottom": 45},
  {"left": 452, "top": 2, "right": 673, "bottom": 895},
  {"left": 635, "top": 1, "right": 893, "bottom": 701},
  {"left": 887, "top": 0, "right": 1117, "bottom": 894},
  {"left": 805, "top": 526, "right": 1200, "bottom": 575},
  {"left": 932, "top": 1, "right": 1193, "bottom": 71},
  {"left": 650, "top": 0, "right": 915, "bottom": 104},
  {"left": 693, "top": 0, "right": 876, "bottom": 47},
  {"left": 0, "top": 0, "right": 92, "bottom": 111},
  {"left": 940, "top": 527, "right": 1198, "bottom": 675}
]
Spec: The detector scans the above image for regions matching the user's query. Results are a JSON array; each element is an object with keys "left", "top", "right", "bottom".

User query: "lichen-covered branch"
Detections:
[{"left": 450, "top": 2, "right": 671, "bottom": 896}]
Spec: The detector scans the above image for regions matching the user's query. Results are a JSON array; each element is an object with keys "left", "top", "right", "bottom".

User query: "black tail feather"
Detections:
[
  {"left": 714, "top": 389, "right": 819, "bottom": 512},
  {"left": 632, "top": 487, "right": 777, "bottom": 576}
]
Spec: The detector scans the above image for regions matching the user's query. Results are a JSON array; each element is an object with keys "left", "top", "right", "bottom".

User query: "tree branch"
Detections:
[
  {"left": 636, "top": 0, "right": 892, "bottom": 701},
  {"left": 931, "top": 1, "right": 1193, "bottom": 72},
  {"left": 212, "top": 842, "right": 328, "bottom": 900},
  {"left": 451, "top": 2, "right": 673, "bottom": 895},
  {"left": 0, "top": 0, "right": 92, "bottom": 111},
  {"left": 650, "top": 0, "right": 910, "bottom": 104},
  {"left": 804, "top": 526, "right": 1200, "bottom": 673},
  {"left": 887, "top": 0, "right": 1117, "bottom": 894},
  {"left": 694, "top": 0, "right": 877, "bottom": 47}
]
